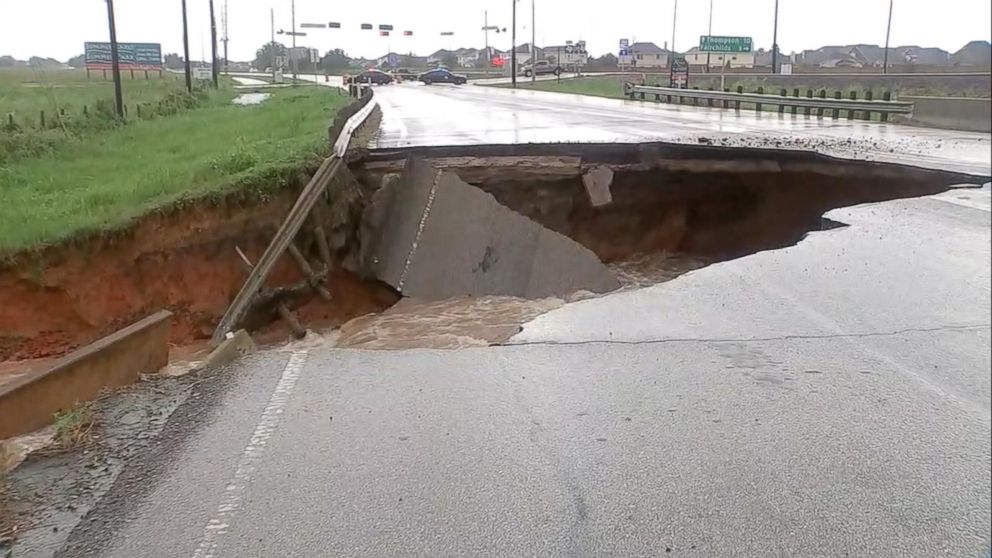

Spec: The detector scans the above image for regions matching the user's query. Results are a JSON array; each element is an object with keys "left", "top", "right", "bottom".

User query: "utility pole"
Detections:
[
  {"left": 671, "top": 0, "right": 678, "bottom": 62},
  {"left": 883, "top": 0, "right": 894, "bottom": 74},
  {"left": 181, "top": 0, "right": 192, "bottom": 92},
  {"left": 706, "top": 0, "right": 713, "bottom": 72},
  {"left": 485, "top": 10, "right": 489, "bottom": 68},
  {"left": 270, "top": 8, "right": 276, "bottom": 81},
  {"left": 209, "top": 0, "right": 219, "bottom": 87},
  {"left": 105, "top": 0, "right": 124, "bottom": 119},
  {"left": 511, "top": 0, "right": 517, "bottom": 87},
  {"left": 221, "top": 0, "right": 229, "bottom": 73},
  {"left": 531, "top": 0, "right": 536, "bottom": 83},
  {"left": 291, "top": 0, "right": 298, "bottom": 80},
  {"left": 771, "top": 0, "right": 780, "bottom": 74}
]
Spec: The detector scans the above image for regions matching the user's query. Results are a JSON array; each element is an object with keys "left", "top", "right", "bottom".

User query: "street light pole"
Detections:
[
  {"left": 181, "top": 0, "right": 192, "bottom": 92},
  {"left": 511, "top": 0, "right": 517, "bottom": 87},
  {"left": 209, "top": 0, "right": 219, "bottom": 87},
  {"left": 671, "top": 0, "right": 678, "bottom": 61},
  {"left": 531, "top": 0, "right": 536, "bottom": 83},
  {"left": 706, "top": 0, "right": 713, "bottom": 72},
  {"left": 883, "top": 0, "right": 893, "bottom": 74},
  {"left": 105, "top": 0, "right": 124, "bottom": 119},
  {"left": 291, "top": 0, "right": 298, "bottom": 80},
  {"left": 771, "top": 0, "right": 780, "bottom": 74},
  {"left": 270, "top": 8, "right": 276, "bottom": 81}
]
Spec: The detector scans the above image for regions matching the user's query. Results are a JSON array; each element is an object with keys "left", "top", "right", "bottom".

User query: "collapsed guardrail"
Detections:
[
  {"left": 623, "top": 83, "right": 914, "bottom": 122},
  {"left": 211, "top": 89, "right": 377, "bottom": 343}
]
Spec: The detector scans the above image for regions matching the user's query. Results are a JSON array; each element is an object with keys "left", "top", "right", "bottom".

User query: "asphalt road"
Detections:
[
  {"left": 52, "top": 186, "right": 990, "bottom": 557},
  {"left": 372, "top": 82, "right": 992, "bottom": 175}
]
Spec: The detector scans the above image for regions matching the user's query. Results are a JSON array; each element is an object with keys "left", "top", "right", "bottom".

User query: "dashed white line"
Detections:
[{"left": 190, "top": 350, "right": 309, "bottom": 558}]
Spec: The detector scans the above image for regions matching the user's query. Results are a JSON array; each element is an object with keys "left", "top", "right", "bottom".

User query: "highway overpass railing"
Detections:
[{"left": 624, "top": 82, "right": 914, "bottom": 122}]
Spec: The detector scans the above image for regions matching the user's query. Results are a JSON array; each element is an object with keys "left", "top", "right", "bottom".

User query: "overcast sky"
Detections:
[{"left": 1, "top": 0, "right": 990, "bottom": 62}]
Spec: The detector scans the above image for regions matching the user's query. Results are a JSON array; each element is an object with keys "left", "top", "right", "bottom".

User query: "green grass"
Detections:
[
  {"left": 0, "top": 86, "right": 351, "bottom": 254},
  {"left": 494, "top": 76, "right": 628, "bottom": 99},
  {"left": 0, "top": 68, "right": 193, "bottom": 126},
  {"left": 0, "top": 68, "right": 227, "bottom": 164}
]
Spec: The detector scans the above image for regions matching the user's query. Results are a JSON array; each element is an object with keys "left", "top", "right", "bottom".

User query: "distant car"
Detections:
[
  {"left": 522, "top": 60, "right": 562, "bottom": 77},
  {"left": 419, "top": 68, "right": 467, "bottom": 85},
  {"left": 351, "top": 69, "right": 393, "bottom": 85}
]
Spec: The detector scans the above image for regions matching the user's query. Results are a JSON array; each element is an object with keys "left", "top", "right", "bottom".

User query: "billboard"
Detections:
[{"left": 84, "top": 42, "right": 162, "bottom": 71}]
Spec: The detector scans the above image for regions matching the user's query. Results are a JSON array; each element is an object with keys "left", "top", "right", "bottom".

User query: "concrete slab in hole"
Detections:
[
  {"left": 364, "top": 158, "right": 620, "bottom": 299},
  {"left": 582, "top": 165, "right": 614, "bottom": 207}
]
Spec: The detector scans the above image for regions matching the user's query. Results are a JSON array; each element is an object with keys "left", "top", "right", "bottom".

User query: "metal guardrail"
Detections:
[
  {"left": 211, "top": 90, "right": 378, "bottom": 343},
  {"left": 624, "top": 83, "right": 914, "bottom": 120}
]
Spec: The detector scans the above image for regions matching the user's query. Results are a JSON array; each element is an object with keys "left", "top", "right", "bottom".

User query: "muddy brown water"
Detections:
[{"left": 0, "top": 142, "right": 984, "bottom": 365}]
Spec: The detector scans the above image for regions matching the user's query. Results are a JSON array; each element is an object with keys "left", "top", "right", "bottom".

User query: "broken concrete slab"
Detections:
[
  {"left": 363, "top": 158, "right": 619, "bottom": 300},
  {"left": 582, "top": 165, "right": 614, "bottom": 207}
]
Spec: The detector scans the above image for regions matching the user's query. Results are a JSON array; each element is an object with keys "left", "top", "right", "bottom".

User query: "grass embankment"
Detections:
[
  {"left": 1, "top": 68, "right": 209, "bottom": 162},
  {"left": 0, "top": 84, "right": 350, "bottom": 253},
  {"left": 494, "top": 76, "right": 627, "bottom": 100}
]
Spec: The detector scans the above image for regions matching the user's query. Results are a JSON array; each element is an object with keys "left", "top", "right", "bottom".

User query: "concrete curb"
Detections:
[{"left": 0, "top": 311, "right": 172, "bottom": 440}]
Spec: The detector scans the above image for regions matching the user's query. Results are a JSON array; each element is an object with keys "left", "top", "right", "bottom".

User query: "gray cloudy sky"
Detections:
[{"left": 1, "top": 0, "right": 990, "bottom": 61}]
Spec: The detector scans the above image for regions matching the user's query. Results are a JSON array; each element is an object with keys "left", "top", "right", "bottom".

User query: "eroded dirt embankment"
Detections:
[
  {"left": 2, "top": 141, "right": 986, "bottom": 361},
  {"left": 0, "top": 186, "right": 396, "bottom": 361}
]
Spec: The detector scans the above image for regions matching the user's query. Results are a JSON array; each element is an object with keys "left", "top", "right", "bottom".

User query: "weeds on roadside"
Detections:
[{"left": 52, "top": 403, "right": 96, "bottom": 450}]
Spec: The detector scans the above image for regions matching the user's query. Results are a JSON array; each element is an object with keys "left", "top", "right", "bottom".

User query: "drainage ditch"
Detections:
[{"left": 0, "top": 142, "right": 985, "bottom": 362}]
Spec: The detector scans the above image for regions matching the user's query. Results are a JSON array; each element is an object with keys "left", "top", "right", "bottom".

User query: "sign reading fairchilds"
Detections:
[{"left": 84, "top": 42, "right": 163, "bottom": 71}]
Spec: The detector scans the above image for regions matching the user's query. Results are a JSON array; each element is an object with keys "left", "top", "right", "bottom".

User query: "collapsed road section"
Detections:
[
  {"left": 0, "top": 141, "right": 987, "bottom": 364},
  {"left": 361, "top": 157, "right": 620, "bottom": 299}
]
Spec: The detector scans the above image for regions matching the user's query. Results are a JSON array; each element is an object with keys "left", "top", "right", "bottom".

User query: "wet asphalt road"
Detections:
[
  {"left": 53, "top": 188, "right": 990, "bottom": 557},
  {"left": 372, "top": 82, "right": 992, "bottom": 176}
]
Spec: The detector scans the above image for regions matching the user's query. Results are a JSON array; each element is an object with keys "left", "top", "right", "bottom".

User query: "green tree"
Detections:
[
  {"left": 441, "top": 52, "right": 458, "bottom": 68},
  {"left": 67, "top": 53, "right": 85, "bottom": 67},
  {"left": 319, "top": 48, "right": 351, "bottom": 72},
  {"left": 0, "top": 55, "right": 16, "bottom": 67},
  {"left": 253, "top": 41, "right": 287, "bottom": 71}
]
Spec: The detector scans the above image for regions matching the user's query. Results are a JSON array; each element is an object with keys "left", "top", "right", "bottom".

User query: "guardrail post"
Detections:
[
  {"left": 708, "top": 87, "right": 714, "bottom": 107},
  {"left": 692, "top": 87, "right": 700, "bottom": 106},
  {"left": 735, "top": 86, "right": 743, "bottom": 111},
  {"left": 848, "top": 90, "right": 857, "bottom": 120},
  {"left": 39, "top": 110, "right": 45, "bottom": 128},
  {"left": 833, "top": 91, "right": 842, "bottom": 119},
  {"left": 723, "top": 88, "right": 730, "bottom": 109},
  {"left": 881, "top": 91, "right": 891, "bottom": 122},
  {"left": 817, "top": 89, "right": 827, "bottom": 118},
  {"left": 779, "top": 89, "right": 787, "bottom": 114},
  {"left": 792, "top": 88, "right": 800, "bottom": 115},
  {"left": 805, "top": 89, "right": 813, "bottom": 117},
  {"left": 865, "top": 89, "right": 873, "bottom": 120},
  {"left": 756, "top": 86, "right": 764, "bottom": 113}
]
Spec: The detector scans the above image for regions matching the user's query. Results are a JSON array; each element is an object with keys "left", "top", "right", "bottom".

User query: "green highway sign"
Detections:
[{"left": 699, "top": 35, "right": 753, "bottom": 53}]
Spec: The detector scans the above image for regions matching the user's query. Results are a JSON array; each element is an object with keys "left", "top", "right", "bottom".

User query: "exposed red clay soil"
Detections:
[{"left": 0, "top": 190, "right": 394, "bottom": 363}]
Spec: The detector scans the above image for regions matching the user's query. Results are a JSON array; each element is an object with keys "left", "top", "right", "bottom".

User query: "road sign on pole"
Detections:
[{"left": 699, "top": 35, "right": 753, "bottom": 53}]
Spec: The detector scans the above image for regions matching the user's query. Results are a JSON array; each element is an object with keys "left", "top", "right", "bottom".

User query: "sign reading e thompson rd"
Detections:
[
  {"left": 84, "top": 42, "right": 163, "bottom": 71},
  {"left": 699, "top": 35, "right": 753, "bottom": 53}
]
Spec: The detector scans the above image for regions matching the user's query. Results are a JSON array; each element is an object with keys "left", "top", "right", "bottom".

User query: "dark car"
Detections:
[
  {"left": 420, "top": 68, "right": 467, "bottom": 85},
  {"left": 351, "top": 69, "right": 393, "bottom": 85}
]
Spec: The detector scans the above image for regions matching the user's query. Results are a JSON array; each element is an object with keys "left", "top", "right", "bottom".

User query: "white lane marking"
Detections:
[{"left": 191, "top": 350, "right": 309, "bottom": 558}]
